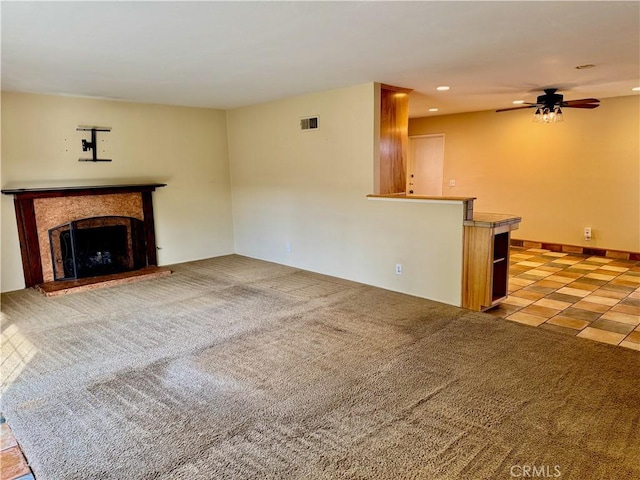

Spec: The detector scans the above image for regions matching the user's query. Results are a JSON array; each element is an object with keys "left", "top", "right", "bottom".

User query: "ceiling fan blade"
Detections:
[
  {"left": 495, "top": 105, "right": 537, "bottom": 112},
  {"left": 562, "top": 98, "right": 600, "bottom": 107},
  {"left": 564, "top": 98, "right": 599, "bottom": 104},
  {"left": 563, "top": 103, "right": 600, "bottom": 109}
]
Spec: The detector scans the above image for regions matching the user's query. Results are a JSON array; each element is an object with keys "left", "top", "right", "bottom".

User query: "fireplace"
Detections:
[
  {"left": 2, "top": 183, "right": 166, "bottom": 289},
  {"left": 49, "top": 216, "right": 146, "bottom": 280}
]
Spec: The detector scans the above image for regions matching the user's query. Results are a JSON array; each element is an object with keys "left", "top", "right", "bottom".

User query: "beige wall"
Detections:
[
  {"left": 227, "top": 83, "right": 465, "bottom": 306},
  {"left": 409, "top": 95, "right": 640, "bottom": 252},
  {"left": 1, "top": 91, "right": 234, "bottom": 292}
]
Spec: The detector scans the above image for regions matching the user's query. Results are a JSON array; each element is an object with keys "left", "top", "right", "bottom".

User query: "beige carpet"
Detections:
[{"left": 1, "top": 255, "right": 639, "bottom": 479}]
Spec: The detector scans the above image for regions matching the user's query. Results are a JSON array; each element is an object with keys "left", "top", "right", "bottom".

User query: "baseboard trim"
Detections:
[{"left": 510, "top": 239, "right": 640, "bottom": 261}]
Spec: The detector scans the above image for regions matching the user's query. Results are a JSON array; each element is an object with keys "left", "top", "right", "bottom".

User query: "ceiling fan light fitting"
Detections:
[
  {"left": 554, "top": 107, "right": 563, "bottom": 122},
  {"left": 533, "top": 106, "right": 563, "bottom": 124},
  {"left": 533, "top": 108, "right": 542, "bottom": 122}
]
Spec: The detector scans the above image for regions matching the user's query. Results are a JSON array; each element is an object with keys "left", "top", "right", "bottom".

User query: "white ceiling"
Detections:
[{"left": 2, "top": 1, "right": 639, "bottom": 117}]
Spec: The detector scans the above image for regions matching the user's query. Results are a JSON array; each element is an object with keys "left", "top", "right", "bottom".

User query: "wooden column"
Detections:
[
  {"left": 13, "top": 197, "right": 44, "bottom": 287},
  {"left": 141, "top": 191, "right": 158, "bottom": 266},
  {"left": 379, "top": 84, "right": 412, "bottom": 195}
]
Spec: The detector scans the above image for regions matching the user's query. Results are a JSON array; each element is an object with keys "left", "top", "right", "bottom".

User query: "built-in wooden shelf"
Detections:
[{"left": 462, "top": 213, "right": 522, "bottom": 311}]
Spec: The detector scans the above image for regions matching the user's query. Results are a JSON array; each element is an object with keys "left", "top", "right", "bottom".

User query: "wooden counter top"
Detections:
[
  {"left": 367, "top": 193, "right": 476, "bottom": 202},
  {"left": 367, "top": 193, "right": 476, "bottom": 220},
  {"left": 463, "top": 213, "right": 522, "bottom": 228}
]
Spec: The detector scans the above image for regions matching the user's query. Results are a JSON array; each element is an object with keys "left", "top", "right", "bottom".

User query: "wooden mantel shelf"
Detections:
[{"left": 2, "top": 182, "right": 166, "bottom": 199}]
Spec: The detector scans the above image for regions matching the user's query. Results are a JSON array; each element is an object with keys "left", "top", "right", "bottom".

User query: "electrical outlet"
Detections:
[
  {"left": 449, "top": 179, "right": 456, "bottom": 187},
  {"left": 395, "top": 263, "right": 402, "bottom": 275},
  {"left": 584, "top": 227, "right": 592, "bottom": 241},
  {"left": 286, "top": 242, "right": 291, "bottom": 253}
]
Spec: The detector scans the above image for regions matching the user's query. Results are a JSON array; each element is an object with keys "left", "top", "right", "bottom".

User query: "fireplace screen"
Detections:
[{"left": 49, "top": 216, "right": 146, "bottom": 281}]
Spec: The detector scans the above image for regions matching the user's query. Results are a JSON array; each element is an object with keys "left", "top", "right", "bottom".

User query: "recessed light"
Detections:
[
  {"left": 575, "top": 64, "right": 596, "bottom": 70},
  {"left": 436, "top": 86, "right": 450, "bottom": 91},
  {"left": 512, "top": 100, "right": 525, "bottom": 105},
  {"left": 428, "top": 108, "right": 439, "bottom": 112},
  {"left": 633, "top": 87, "right": 640, "bottom": 91}
]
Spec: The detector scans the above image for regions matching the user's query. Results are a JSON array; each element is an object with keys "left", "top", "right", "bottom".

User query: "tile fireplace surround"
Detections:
[{"left": 2, "top": 183, "right": 166, "bottom": 288}]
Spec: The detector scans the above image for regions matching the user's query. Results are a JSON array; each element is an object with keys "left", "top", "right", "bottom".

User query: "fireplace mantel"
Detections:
[
  {"left": 2, "top": 182, "right": 166, "bottom": 288},
  {"left": 2, "top": 182, "right": 166, "bottom": 198}
]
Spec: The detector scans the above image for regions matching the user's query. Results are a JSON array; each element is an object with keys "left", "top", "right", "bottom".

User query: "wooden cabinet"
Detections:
[{"left": 462, "top": 214, "right": 521, "bottom": 311}]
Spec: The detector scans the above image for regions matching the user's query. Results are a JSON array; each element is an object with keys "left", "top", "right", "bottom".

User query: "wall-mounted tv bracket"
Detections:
[{"left": 77, "top": 126, "right": 112, "bottom": 162}]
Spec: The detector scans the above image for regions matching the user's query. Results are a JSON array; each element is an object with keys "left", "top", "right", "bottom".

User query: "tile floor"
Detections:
[
  {"left": 0, "top": 415, "right": 34, "bottom": 480},
  {"left": 1, "top": 248, "right": 638, "bottom": 480},
  {"left": 489, "top": 247, "right": 640, "bottom": 350}
]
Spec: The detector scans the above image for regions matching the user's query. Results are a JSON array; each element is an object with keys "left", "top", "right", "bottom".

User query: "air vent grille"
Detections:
[{"left": 300, "top": 116, "right": 319, "bottom": 130}]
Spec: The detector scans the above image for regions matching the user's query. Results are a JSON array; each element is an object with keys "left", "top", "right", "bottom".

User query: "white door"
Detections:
[{"left": 408, "top": 135, "right": 445, "bottom": 195}]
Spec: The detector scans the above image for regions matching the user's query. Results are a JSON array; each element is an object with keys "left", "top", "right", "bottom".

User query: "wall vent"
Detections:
[{"left": 300, "top": 116, "right": 319, "bottom": 131}]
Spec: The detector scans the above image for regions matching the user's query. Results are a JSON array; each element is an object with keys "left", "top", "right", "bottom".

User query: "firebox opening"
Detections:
[
  {"left": 61, "top": 225, "right": 129, "bottom": 278},
  {"left": 49, "top": 216, "right": 146, "bottom": 281}
]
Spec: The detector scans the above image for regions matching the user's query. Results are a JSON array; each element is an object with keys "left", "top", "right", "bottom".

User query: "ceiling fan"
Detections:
[{"left": 496, "top": 88, "right": 600, "bottom": 113}]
